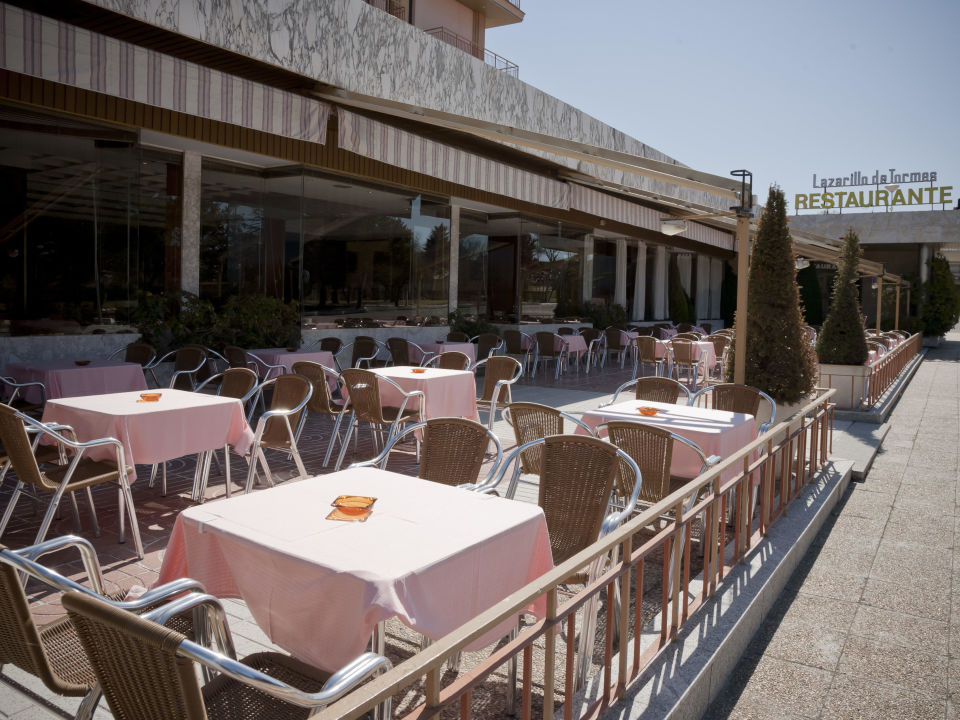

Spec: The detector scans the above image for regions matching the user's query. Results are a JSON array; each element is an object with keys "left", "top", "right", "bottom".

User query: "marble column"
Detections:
[
  {"left": 614, "top": 237, "right": 627, "bottom": 308},
  {"left": 632, "top": 240, "right": 647, "bottom": 321},
  {"left": 181, "top": 151, "right": 201, "bottom": 296},
  {"left": 710, "top": 258, "right": 724, "bottom": 323},
  {"left": 653, "top": 245, "right": 668, "bottom": 320},
  {"left": 695, "top": 254, "right": 711, "bottom": 321},
  {"left": 582, "top": 234, "right": 594, "bottom": 303},
  {"left": 449, "top": 203, "right": 460, "bottom": 315}
]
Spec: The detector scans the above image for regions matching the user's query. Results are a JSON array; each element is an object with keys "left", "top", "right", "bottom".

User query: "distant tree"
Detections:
[
  {"left": 727, "top": 186, "right": 815, "bottom": 403},
  {"left": 816, "top": 229, "right": 868, "bottom": 365},
  {"left": 668, "top": 254, "right": 694, "bottom": 323},
  {"left": 921, "top": 254, "right": 960, "bottom": 336}
]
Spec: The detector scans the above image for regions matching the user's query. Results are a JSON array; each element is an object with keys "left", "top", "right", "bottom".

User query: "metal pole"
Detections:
[
  {"left": 894, "top": 283, "right": 901, "bottom": 331},
  {"left": 733, "top": 214, "right": 750, "bottom": 385},
  {"left": 875, "top": 276, "right": 883, "bottom": 333}
]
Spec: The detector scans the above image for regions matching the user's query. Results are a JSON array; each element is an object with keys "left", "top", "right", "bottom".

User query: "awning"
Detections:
[
  {"left": 337, "top": 107, "right": 570, "bottom": 210},
  {"left": 0, "top": 4, "right": 330, "bottom": 144}
]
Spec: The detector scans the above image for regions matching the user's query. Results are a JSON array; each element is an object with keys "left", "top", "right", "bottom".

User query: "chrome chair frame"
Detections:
[
  {"left": 601, "top": 376, "right": 692, "bottom": 407},
  {"left": 631, "top": 336, "right": 671, "bottom": 379},
  {"left": 689, "top": 384, "right": 777, "bottom": 434},
  {"left": 422, "top": 350, "right": 472, "bottom": 371},
  {"left": 531, "top": 332, "right": 569, "bottom": 379},
  {"left": 337, "top": 339, "right": 384, "bottom": 369},
  {"left": 243, "top": 377, "right": 313, "bottom": 493},
  {"left": 472, "top": 356, "right": 523, "bottom": 429},
  {"left": 385, "top": 337, "right": 434, "bottom": 367},
  {"left": 469, "top": 333, "right": 505, "bottom": 361},
  {"left": 144, "top": 349, "right": 207, "bottom": 390},
  {"left": 0, "top": 376, "right": 48, "bottom": 416}
]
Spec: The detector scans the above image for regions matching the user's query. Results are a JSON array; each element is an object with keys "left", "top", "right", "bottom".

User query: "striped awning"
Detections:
[
  {"left": 570, "top": 184, "right": 733, "bottom": 251},
  {"left": 0, "top": 4, "right": 330, "bottom": 144},
  {"left": 337, "top": 107, "right": 570, "bottom": 210}
]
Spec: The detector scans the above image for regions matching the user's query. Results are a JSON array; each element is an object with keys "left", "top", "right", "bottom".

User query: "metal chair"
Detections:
[
  {"left": 0, "top": 376, "right": 47, "bottom": 418},
  {"left": 339, "top": 336, "right": 382, "bottom": 369},
  {"left": 108, "top": 343, "right": 156, "bottom": 367},
  {"left": 675, "top": 332, "right": 702, "bottom": 341},
  {"left": 312, "top": 336, "right": 343, "bottom": 356},
  {"left": 690, "top": 383, "right": 777, "bottom": 434},
  {"left": 669, "top": 338, "right": 704, "bottom": 390},
  {"left": 292, "top": 361, "right": 350, "bottom": 468},
  {"left": 706, "top": 335, "right": 731, "bottom": 380},
  {"left": 633, "top": 336, "right": 670, "bottom": 378},
  {"left": 62, "top": 588, "right": 393, "bottom": 720},
  {"left": 578, "top": 327, "right": 606, "bottom": 371},
  {"left": 386, "top": 337, "right": 432, "bottom": 367},
  {"left": 243, "top": 375, "right": 313, "bottom": 493},
  {"left": 601, "top": 376, "right": 692, "bottom": 407},
  {"left": 489, "top": 435, "right": 641, "bottom": 690},
  {"left": 446, "top": 331, "right": 469, "bottom": 342},
  {"left": 556, "top": 326, "right": 575, "bottom": 336},
  {"left": 223, "top": 346, "right": 285, "bottom": 379},
  {"left": 532, "top": 331, "right": 568, "bottom": 379},
  {"left": 604, "top": 327, "right": 631, "bottom": 369},
  {"left": 145, "top": 346, "right": 207, "bottom": 390},
  {"left": 470, "top": 333, "right": 504, "bottom": 360},
  {"left": 334, "top": 369, "right": 424, "bottom": 471},
  {"left": 350, "top": 417, "right": 502, "bottom": 490},
  {"left": 0, "top": 404, "right": 143, "bottom": 558},
  {"left": 0, "top": 535, "right": 207, "bottom": 720},
  {"left": 423, "top": 351, "right": 471, "bottom": 371},
  {"left": 502, "top": 329, "right": 535, "bottom": 374},
  {"left": 472, "top": 356, "right": 522, "bottom": 429}
]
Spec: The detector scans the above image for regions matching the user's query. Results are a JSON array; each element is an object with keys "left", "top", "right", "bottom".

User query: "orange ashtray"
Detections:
[
  {"left": 139, "top": 392, "right": 162, "bottom": 402},
  {"left": 411, "top": 367, "right": 427, "bottom": 374},
  {"left": 332, "top": 495, "right": 377, "bottom": 510},
  {"left": 74, "top": 360, "right": 91, "bottom": 366},
  {"left": 637, "top": 406, "right": 659, "bottom": 416},
  {"left": 326, "top": 507, "right": 372, "bottom": 522}
]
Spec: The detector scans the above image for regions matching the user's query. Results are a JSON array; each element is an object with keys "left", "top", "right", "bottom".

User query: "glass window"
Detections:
[{"left": 592, "top": 239, "right": 617, "bottom": 304}]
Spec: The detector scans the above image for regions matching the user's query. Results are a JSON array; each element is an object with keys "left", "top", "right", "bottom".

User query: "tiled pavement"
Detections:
[{"left": 705, "top": 328, "right": 960, "bottom": 720}]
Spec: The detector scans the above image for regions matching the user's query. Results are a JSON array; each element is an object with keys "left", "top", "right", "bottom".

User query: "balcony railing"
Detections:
[
  {"left": 424, "top": 26, "right": 519, "bottom": 78},
  {"left": 361, "top": 0, "right": 407, "bottom": 22}
]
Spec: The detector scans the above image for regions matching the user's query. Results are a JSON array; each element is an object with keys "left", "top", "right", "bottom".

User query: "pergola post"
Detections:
[
  {"left": 895, "top": 283, "right": 901, "bottom": 331},
  {"left": 733, "top": 213, "right": 750, "bottom": 385},
  {"left": 875, "top": 275, "right": 883, "bottom": 333}
]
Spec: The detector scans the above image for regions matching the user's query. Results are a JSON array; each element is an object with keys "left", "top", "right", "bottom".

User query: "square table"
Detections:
[
  {"left": 372, "top": 366, "right": 479, "bottom": 421},
  {"left": 3, "top": 359, "right": 147, "bottom": 404},
  {"left": 41, "top": 389, "right": 254, "bottom": 481},
  {"left": 579, "top": 399, "right": 756, "bottom": 482},
  {"left": 155, "top": 468, "right": 554, "bottom": 672}
]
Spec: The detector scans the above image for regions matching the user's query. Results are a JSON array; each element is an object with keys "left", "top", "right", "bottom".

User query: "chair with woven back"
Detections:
[
  {"left": 577, "top": 327, "right": 606, "bottom": 370},
  {"left": 423, "top": 350, "right": 471, "bottom": 371},
  {"left": 706, "top": 334, "right": 731, "bottom": 380},
  {"left": 470, "top": 333, "right": 504, "bottom": 361},
  {"left": 502, "top": 329, "right": 534, "bottom": 374},
  {"left": 313, "top": 336, "right": 343, "bottom": 355},
  {"left": 487, "top": 434, "right": 641, "bottom": 689},
  {"left": 690, "top": 383, "right": 777, "bottom": 434},
  {"left": 62, "top": 587, "right": 393, "bottom": 720},
  {"left": 108, "top": 342, "right": 156, "bottom": 367},
  {"left": 0, "top": 403, "right": 144, "bottom": 558},
  {"left": 386, "top": 337, "right": 431, "bottom": 367},
  {"left": 602, "top": 376, "right": 692, "bottom": 408},
  {"left": 472, "top": 356, "right": 522, "bottom": 429},
  {"left": 604, "top": 327, "right": 631, "bottom": 369},
  {"left": 446, "top": 331, "right": 469, "bottom": 342},
  {"left": 333, "top": 368, "right": 424, "bottom": 471},
  {"left": 292, "top": 361, "right": 349, "bottom": 468},
  {"left": 532, "top": 331, "right": 568, "bottom": 379},
  {"left": 0, "top": 376, "right": 47, "bottom": 419},
  {"left": 633, "top": 336, "right": 670, "bottom": 378},
  {"left": 243, "top": 374, "right": 313, "bottom": 493},
  {"left": 669, "top": 338, "right": 704, "bottom": 390},
  {"left": 350, "top": 417, "right": 502, "bottom": 490},
  {"left": 341, "top": 335, "right": 381, "bottom": 369},
  {"left": 556, "top": 326, "right": 574, "bottom": 336},
  {"left": 0, "top": 535, "right": 206, "bottom": 720},
  {"left": 674, "top": 332, "right": 702, "bottom": 341},
  {"left": 145, "top": 346, "right": 207, "bottom": 390}
]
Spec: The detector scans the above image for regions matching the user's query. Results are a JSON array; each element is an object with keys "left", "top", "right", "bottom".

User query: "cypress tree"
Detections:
[
  {"left": 921, "top": 254, "right": 960, "bottom": 336},
  {"left": 727, "top": 187, "right": 815, "bottom": 403},
  {"left": 797, "top": 265, "right": 824, "bottom": 326},
  {"left": 816, "top": 230, "right": 868, "bottom": 365}
]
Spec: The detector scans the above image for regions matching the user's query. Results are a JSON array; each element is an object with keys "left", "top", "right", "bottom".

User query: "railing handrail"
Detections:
[
  {"left": 314, "top": 386, "right": 837, "bottom": 720},
  {"left": 423, "top": 26, "right": 519, "bottom": 77}
]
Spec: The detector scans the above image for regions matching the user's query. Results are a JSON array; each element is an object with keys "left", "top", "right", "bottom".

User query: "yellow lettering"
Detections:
[
  {"left": 892, "top": 189, "right": 906, "bottom": 206},
  {"left": 809, "top": 193, "right": 821, "bottom": 209},
  {"left": 845, "top": 193, "right": 859, "bottom": 208},
  {"left": 941, "top": 186, "right": 953, "bottom": 205},
  {"left": 822, "top": 192, "right": 834, "bottom": 209},
  {"left": 876, "top": 189, "right": 889, "bottom": 205},
  {"left": 908, "top": 188, "right": 923, "bottom": 204},
  {"left": 925, "top": 187, "right": 936, "bottom": 203},
  {"left": 795, "top": 194, "right": 808, "bottom": 210}
]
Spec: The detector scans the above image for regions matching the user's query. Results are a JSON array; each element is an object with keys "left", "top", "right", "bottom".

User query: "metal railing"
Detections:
[
  {"left": 865, "top": 332, "right": 921, "bottom": 406},
  {"left": 424, "top": 27, "right": 519, "bottom": 78},
  {"left": 362, "top": 0, "right": 407, "bottom": 22},
  {"left": 314, "top": 388, "right": 837, "bottom": 720}
]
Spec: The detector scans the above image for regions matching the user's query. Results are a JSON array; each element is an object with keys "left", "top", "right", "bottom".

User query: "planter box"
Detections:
[{"left": 816, "top": 363, "right": 870, "bottom": 410}]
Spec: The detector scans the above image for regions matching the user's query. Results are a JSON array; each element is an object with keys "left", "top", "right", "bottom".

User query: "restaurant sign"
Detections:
[{"left": 794, "top": 168, "right": 952, "bottom": 211}]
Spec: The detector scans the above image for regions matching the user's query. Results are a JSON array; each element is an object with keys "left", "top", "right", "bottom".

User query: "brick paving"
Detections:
[{"left": 705, "top": 328, "right": 960, "bottom": 720}]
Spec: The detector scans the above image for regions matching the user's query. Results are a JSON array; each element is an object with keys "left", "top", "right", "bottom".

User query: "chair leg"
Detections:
[
  {"left": 84, "top": 487, "right": 100, "bottom": 537},
  {"left": 323, "top": 411, "right": 347, "bottom": 467},
  {"left": 223, "top": 445, "right": 232, "bottom": 498},
  {"left": 76, "top": 687, "right": 103, "bottom": 720},
  {"left": 0, "top": 480, "right": 24, "bottom": 536},
  {"left": 148, "top": 463, "right": 158, "bottom": 488},
  {"left": 334, "top": 415, "right": 358, "bottom": 471},
  {"left": 68, "top": 493, "right": 83, "bottom": 534},
  {"left": 504, "top": 619, "right": 520, "bottom": 715},
  {"left": 290, "top": 442, "right": 308, "bottom": 480},
  {"left": 33, "top": 485, "right": 69, "bottom": 550},
  {"left": 118, "top": 476, "right": 144, "bottom": 559}
]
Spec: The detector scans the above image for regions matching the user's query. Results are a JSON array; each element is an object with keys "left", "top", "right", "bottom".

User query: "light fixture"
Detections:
[
  {"left": 660, "top": 218, "right": 687, "bottom": 236},
  {"left": 870, "top": 277, "right": 879, "bottom": 290},
  {"left": 884, "top": 184, "right": 899, "bottom": 192},
  {"left": 795, "top": 257, "right": 810, "bottom": 270}
]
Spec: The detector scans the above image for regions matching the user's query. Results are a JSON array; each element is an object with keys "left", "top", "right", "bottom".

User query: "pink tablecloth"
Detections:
[
  {"left": 372, "top": 366, "right": 479, "bottom": 421},
  {"left": 3, "top": 360, "right": 147, "bottom": 404},
  {"left": 580, "top": 399, "right": 756, "bottom": 482},
  {"left": 419, "top": 342, "right": 477, "bottom": 364},
  {"left": 248, "top": 348, "right": 336, "bottom": 379},
  {"left": 155, "top": 469, "right": 554, "bottom": 672},
  {"left": 42, "top": 389, "right": 254, "bottom": 480},
  {"left": 522, "top": 334, "right": 589, "bottom": 356}
]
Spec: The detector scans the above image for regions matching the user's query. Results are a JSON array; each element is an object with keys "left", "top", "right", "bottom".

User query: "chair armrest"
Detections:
[
  {"left": 12, "top": 535, "right": 106, "bottom": 596},
  {"left": 116, "top": 578, "right": 208, "bottom": 612},
  {"left": 144, "top": 350, "right": 176, "bottom": 370},
  {"left": 144, "top": 591, "right": 237, "bottom": 659}
]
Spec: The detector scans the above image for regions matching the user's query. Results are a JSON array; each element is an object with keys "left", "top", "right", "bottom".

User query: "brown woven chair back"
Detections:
[
  {"left": 418, "top": 418, "right": 490, "bottom": 486},
  {"left": 63, "top": 591, "right": 205, "bottom": 720},
  {"left": 634, "top": 377, "right": 687, "bottom": 404},
  {"left": 634, "top": 326, "right": 654, "bottom": 336},
  {"left": 341, "top": 368, "right": 387, "bottom": 425},
  {"left": 708, "top": 335, "right": 730, "bottom": 357},
  {"left": 711, "top": 384, "right": 763, "bottom": 417},
  {"left": 386, "top": 338, "right": 411, "bottom": 366},
  {"left": 0, "top": 549, "right": 92, "bottom": 695},
  {"left": 535, "top": 331, "right": 559, "bottom": 358},
  {"left": 506, "top": 402, "right": 564, "bottom": 476},
  {"left": 223, "top": 346, "right": 249, "bottom": 369},
  {"left": 0, "top": 403, "right": 55, "bottom": 492},
  {"left": 579, "top": 328, "right": 602, "bottom": 343},
  {"left": 674, "top": 332, "right": 701, "bottom": 341},
  {"left": 604, "top": 328, "right": 626, "bottom": 350},
  {"left": 446, "top": 331, "right": 469, "bottom": 342},
  {"left": 262, "top": 374, "right": 311, "bottom": 446},
  {"left": 635, "top": 336, "right": 660, "bottom": 365},
  {"left": 171, "top": 346, "right": 207, "bottom": 388},
  {"left": 479, "top": 356, "right": 520, "bottom": 404},
  {"left": 557, "top": 327, "right": 574, "bottom": 336},
  {"left": 351, "top": 336, "right": 378, "bottom": 367},
  {"left": 435, "top": 351, "right": 471, "bottom": 371},
  {"left": 866, "top": 340, "right": 886, "bottom": 356},
  {"left": 474, "top": 333, "right": 500, "bottom": 359},
  {"left": 218, "top": 367, "right": 258, "bottom": 401},
  {"left": 124, "top": 343, "right": 155, "bottom": 366},
  {"left": 318, "top": 337, "right": 343, "bottom": 354},
  {"left": 605, "top": 421, "right": 673, "bottom": 505},
  {"left": 676, "top": 323, "right": 693, "bottom": 333},
  {"left": 292, "top": 361, "right": 339, "bottom": 415},
  {"left": 670, "top": 339, "right": 696, "bottom": 366},
  {"left": 503, "top": 330, "right": 525, "bottom": 354},
  {"left": 539, "top": 435, "right": 618, "bottom": 569}
]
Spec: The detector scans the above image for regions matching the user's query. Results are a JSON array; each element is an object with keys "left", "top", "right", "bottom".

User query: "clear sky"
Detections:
[{"left": 490, "top": 0, "right": 960, "bottom": 215}]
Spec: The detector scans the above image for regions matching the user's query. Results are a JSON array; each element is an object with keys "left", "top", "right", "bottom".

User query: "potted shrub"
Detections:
[
  {"left": 814, "top": 230, "right": 871, "bottom": 409},
  {"left": 920, "top": 254, "right": 960, "bottom": 345},
  {"left": 726, "top": 187, "right": 816, "bottom": 423}
]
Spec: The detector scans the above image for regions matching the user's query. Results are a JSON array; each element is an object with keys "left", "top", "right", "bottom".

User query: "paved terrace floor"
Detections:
[{"left": 706, "top": 328, "right": 960, "bottom": 720}]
